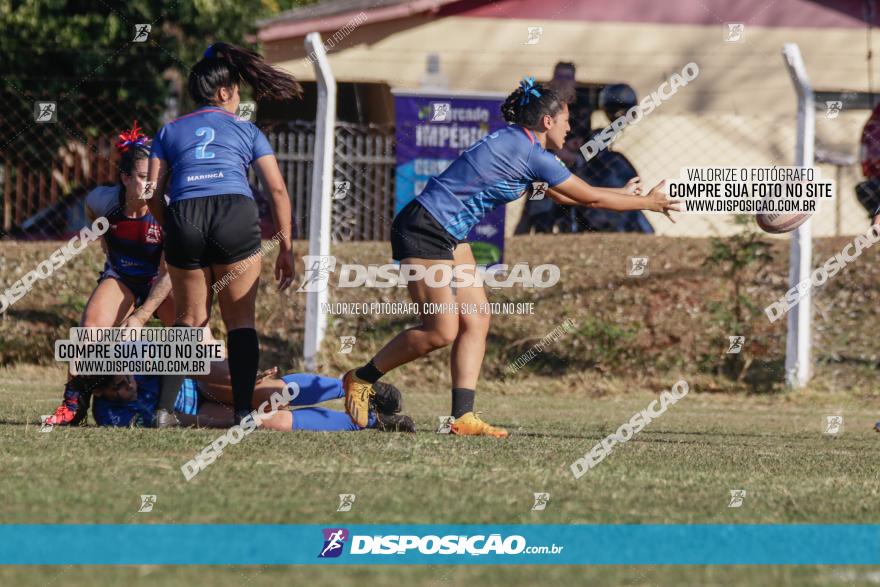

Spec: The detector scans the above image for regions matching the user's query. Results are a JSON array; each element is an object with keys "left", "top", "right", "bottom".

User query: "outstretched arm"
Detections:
[
  {"left": 548, "top": 175, "right": 681, "bottom": 221},
  {"left": 548, "top": 176, "right": 642, "bottom": 205}
]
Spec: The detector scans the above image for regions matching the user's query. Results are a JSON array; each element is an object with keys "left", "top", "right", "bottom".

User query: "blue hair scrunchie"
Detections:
[
  {"left": 519, "top": 76, "right": 541, "bottom": 105},
  {"left": 203, "top": 44, "right": 217, "bottom": 59}
]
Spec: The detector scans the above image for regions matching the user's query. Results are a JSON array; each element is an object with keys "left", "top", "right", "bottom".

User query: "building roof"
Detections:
[
  {"left": 258, "top": 0, "right": 461, "bottom": 42},
  {"left": 260, "top": 0, "right": 874, "bottom": 113},
  {"left": 260, "top": 0, "right": 871, "bottom": 38},
  {"left": 440, "top": 0, "right": 870, "bottom": 28},
  {"left": 260, "top": 0, "right": 412, "bottom": 26}
]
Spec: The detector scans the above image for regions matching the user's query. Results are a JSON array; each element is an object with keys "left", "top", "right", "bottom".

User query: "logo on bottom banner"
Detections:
[
  {"left": 317, "top": 529, "right": 544, "bottom": 558},
  {"left": 318, "top": 528, "right": 349, "bottom": 558}
]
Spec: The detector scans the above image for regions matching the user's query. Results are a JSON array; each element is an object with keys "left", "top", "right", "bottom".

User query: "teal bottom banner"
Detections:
[{"left": 1, "top": 525, "right": 878, "bottom": 565}]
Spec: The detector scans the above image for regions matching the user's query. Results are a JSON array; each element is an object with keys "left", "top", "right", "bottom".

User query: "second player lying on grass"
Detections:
[{"left": 64, "top": 366, "right": 415, "bottom": 433}]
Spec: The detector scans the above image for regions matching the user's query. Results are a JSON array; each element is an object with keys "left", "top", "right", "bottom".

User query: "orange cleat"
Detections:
[
  {"left": 450, "top": 412, "right": 508, "bottom": 438},
  {"left": 343, "top": 370, "right": 374, "bottom": 429}
]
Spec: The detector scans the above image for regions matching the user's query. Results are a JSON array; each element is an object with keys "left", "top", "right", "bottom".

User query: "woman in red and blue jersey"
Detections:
[
  {"left": 146, "top": 43, "right": 299, "bottom": 426},
  {"left": 46, "top": 123, "right": 175, "bottom": 425},
  {"left": 343, "top": 78, "right": 681, "bottom": 437}
]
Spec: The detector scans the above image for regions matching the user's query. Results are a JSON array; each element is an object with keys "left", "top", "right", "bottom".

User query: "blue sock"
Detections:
[
  {"left": 291, "top": 407, "right": 375, "bottom": 431},
  {"left": 174, "top": 379, "right": 200, "bottom": 416},
  {"left": 282, "top": 373, "right": 344, "bottom": 406}
]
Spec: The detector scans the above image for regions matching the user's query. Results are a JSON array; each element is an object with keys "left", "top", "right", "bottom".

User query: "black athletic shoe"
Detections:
[
  {"left": 372, "top": 413, "right": 416, "bottom": 433},
  {"left": 372, "top": 381, "right": 403, "bottom": 414}
]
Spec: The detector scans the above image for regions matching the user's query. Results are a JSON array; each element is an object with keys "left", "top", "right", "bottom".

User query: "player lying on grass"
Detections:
[
  {"left": 66, "top": 365, "right": 415, "bottom": 433},
  {"left": 343, "top": 76, "right": 680, "bottom": 437},
  {"left": 47, "top": 123, "right": 175, "bottom": 426}
]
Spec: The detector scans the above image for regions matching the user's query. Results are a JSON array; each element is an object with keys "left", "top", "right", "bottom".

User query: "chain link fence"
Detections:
[
  {"left": 260, "top": 121, "right": 395, "bottom": 242},
  {"left": 0, "top": 86, "right": 165, "bottom": 239},
  {"left": 3, "top": 86, "right": 873, "bottom": 243},
  {"left": 0, "top": 90, "right": 396, "bottom": 242},
  {"left": 813, "top": 96, "right": 874, "bottom": 232},
  {"left": 513, "top": 94, "right": 874, "bottom": 239},
  {"left": 517, "top": 111, "right": 870, "bottom": 238}
]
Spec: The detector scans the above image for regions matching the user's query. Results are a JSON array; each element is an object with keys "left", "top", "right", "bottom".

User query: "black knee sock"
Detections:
[
  {"left": 228, "top": 327, "right": 259, "bottom": 415},
  {"left": 158, "top": 374, "right": 185, "bottom": 412},
  {"left": 355, "top": 359, "right": 385, "bottom": 384},
  {"left": 157, "top": 322, "right": 191, "bottom": 412},
  {"left": 451, "top": 388, "right": 475, "bottom": 419}
]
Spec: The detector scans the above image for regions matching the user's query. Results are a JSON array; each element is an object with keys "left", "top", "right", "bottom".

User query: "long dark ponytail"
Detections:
[
  {"left": 501, "top": 77, "right": 565, "bottom": 129},
  {"left": 189, "top": 42, "right": 303, "bottom": 104}
]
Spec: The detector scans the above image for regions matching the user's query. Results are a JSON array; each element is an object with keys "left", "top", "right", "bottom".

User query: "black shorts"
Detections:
[
  {"left": 164, "top": 194, "right": 261, "bottom": 269},
  {"left": 390, "top": 200, "right": 460, "bottom": 261}
]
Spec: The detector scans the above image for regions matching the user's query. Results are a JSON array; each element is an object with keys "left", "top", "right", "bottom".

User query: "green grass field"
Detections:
[
  {"left": 4, "top": 234, "right": 880, "bottom": 583},
  {"left": 3, "top": 363, "right": 880, "bottom": 585}
]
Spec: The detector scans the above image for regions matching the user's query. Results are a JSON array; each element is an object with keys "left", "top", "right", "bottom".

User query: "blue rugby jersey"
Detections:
[
  {"left": 85, "top": 185, "right": 163, "bottom": 283},
  {"left": 150, "top": 106, "right": 274, "bottom": 203},
  {"left": 93, "top": 376, "right": 199, "bottom": 427},
  {"left": 415, "top": 124, "right": 572, "bottom": 240}
]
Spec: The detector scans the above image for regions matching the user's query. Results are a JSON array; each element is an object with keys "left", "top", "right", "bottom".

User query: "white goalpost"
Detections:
[
  {"left": 303, "top": 32, "right": 336, "bottom": 371},
  {"left": 781, "top": 43, "right": 815, "bottom": 388}
]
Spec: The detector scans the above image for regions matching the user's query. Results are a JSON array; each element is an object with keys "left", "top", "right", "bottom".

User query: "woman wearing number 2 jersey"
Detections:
[{"left": 146, "top": 43, "right": 301, "bottom": 426}]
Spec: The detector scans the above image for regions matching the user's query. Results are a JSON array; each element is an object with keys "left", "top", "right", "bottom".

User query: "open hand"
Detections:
[
  {"left": 275, "top": 249, "right": 296, "bottom": 291},
  {"left": 646, "top": 180, "right": 682, "bottom": 223}
]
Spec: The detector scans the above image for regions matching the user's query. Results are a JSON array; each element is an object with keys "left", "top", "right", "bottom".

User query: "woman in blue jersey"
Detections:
[
  {"left": 344, "top": 78, "right": 681, "bottom": 437},
  {"left": 146, "top": 43, "right": 300, "bottom": 426},
  {"left": 46, "top": 123, "right": 175, "bottom": 426},
  {"left": 82, "top": 367, "right": 415, "bottom": 433}
]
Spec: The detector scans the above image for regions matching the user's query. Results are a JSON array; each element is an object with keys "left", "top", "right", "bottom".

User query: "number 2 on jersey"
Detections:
[{"left": 194, "top": 127, "right": 216, "bottom": 159}]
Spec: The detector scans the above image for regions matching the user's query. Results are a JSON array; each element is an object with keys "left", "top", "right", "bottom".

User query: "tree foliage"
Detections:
[{"left": 0, "top": 0, "right": 315, "bottom": 141}]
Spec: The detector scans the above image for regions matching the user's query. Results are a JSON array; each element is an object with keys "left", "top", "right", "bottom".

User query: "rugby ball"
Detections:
[{"left": 756, "top": 211, "right": 811, "bottom": 234}]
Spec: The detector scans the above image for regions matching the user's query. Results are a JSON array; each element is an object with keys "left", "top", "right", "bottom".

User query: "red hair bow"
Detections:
[{"left": 116, "top": 121, "right": 149, "bottom": 152}]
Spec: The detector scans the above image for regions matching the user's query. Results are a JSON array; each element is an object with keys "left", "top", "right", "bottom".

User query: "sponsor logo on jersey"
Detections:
[{"left": 146, "top": 224, "right": 161, "bottom": 244}]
